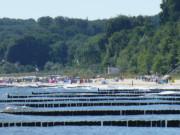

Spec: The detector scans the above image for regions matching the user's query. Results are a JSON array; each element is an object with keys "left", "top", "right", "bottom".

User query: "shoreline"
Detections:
[{"left": 0, "top": 79, "right": 180, "bottom": 89}]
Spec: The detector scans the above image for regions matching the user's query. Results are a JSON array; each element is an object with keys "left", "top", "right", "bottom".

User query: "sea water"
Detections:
[
  {"left": 1, "top": 85, "right": 180, "bottom": 135},
  {"left": 1, "top": 126, "right": 180, "bottom": 135}
]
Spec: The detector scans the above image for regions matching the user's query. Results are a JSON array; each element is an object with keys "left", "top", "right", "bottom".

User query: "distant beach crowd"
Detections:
[
  {"left": 0, "top": 74, "right": 174, "bottom": 85},
  {"left": 0, "top": 76, "right": 93, "bottom": 84}
]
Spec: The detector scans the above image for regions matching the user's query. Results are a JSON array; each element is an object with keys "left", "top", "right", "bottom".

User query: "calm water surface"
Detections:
[
  {"left": 1, "top": 86, "right": 180, "bottom": 135},
  {"left": 0, "top": 126, "right": 180, "bottom": 135}
]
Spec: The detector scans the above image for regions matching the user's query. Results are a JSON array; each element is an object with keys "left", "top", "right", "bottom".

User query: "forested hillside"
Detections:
[
  {"left": 0, "top": 17, "right": 106, "bottom": 73},
  {"left": 0, "top": 0, "right": 180, "bottom": 75}
]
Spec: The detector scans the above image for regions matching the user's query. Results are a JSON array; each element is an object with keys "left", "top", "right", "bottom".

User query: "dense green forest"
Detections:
[{"left": 0, "top": 0, "right": 180, "bottom": 75}]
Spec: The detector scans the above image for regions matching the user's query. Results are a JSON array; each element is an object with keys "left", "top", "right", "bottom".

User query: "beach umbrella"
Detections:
[
  {"left": 164, "top": 75, "right": 170, "bottom": 79},
  {"left": 164, "top": 75, "right": 170, "bottom": 78},
  {"left": 56, "top": 77, "right": 61, "bottom": 79}
]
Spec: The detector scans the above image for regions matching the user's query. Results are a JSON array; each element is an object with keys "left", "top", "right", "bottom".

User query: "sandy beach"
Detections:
[
  {"left": 103, "top": 79, "right": 180, "bottom": 86},
  {"left": 0, "top": 78, "right": 180, "bottom": 88}
]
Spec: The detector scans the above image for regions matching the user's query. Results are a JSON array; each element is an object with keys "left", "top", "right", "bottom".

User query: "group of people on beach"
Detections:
[
  {"left": 140, "top": 75, "right": 174, "bottom": 84},
  {"left": 0, "top": 76, "right": 93, "bottom": 85},
  {"left": 0, "top": 74, "right": 175, "bottom": 85}
]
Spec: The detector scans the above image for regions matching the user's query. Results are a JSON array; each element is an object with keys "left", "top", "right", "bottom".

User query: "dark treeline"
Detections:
[{"left": 0, "top": 0, "right": 180, "bottom": 75}]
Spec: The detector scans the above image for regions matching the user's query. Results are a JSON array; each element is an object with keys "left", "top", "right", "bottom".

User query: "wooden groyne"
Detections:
[
  {"left": 7, "top": 94, "right": 144, "bottom": 98},
  {"left": 7, "top": 91, "right": 180, "bottom": 99},
  {"left": 98, "top": 89, "right": 180, "bottom": 92},
  {"left": 2, "top": 97, "right": 180, "bottom": 103},
  {"left": 14, "top": 101, "right": 180, "bottom": 108},
  {"left": 3, "top": 109, "right": 180, "bottom": 116},
  {"left": 1, "top": 120, "right": 180, "bottom": 127},
  {"left": 3, "top": 87, "right": 180, "bottom": 129},
  {"left": 31, "top": 90, "right": 160, "bottom": 95}
]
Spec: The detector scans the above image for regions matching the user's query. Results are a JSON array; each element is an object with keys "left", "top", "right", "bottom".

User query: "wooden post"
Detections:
[{"left": 132, "top": 80, "right": 133, "bottom": 86}]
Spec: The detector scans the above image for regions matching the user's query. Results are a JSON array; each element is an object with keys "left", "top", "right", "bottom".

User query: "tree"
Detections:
[
  {"left": 6, "top": 36, "right": 37, "bottom": 65},
  {"left": 159, "top": 0, "right": 180, "bottom": 24},
  {"left": 74, "top": 36, "right": 101, "bottom": 68},
  {"left": 98, "top": 34, "right": 108, "bottom": 52},
  {"left": 137, "top": 50, "right": 153, "bottom": 74},
  {"left": 49, "top": 41, "right": 68, "bottom": 66},
  {"left": 116, "top": 50, "right": 130, "bottom": 73},
  {"left": 152, "top": 55, "right": 169, "bottom": 75},
  {"left": 37, "top": 16, "right": 53, "bottom": 28},
  {"left": 6, "top": 35, "right": 50, "bottom": 67},
  {"left": 105, "top": 15, "right": 132, "bottom": 37}
]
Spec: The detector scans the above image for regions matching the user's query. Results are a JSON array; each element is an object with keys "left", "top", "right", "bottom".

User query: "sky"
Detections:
[{"left": 0, "top": 0, "right": 162, "bottom": 20}]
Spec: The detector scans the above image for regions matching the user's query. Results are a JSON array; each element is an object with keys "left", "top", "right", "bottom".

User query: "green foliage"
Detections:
[
  {"left": 116, "top": 50, "right": 130, "bottom": 73},
  {"left": 0, "top": 62, "right": 35, "bottom": 74},
  {"left": 1, "top": 0, "right": 180, "bottom": 75},
  {"left": 6, "top": 35, "right": 50, "bottom": 67},
  {"left": 37, "top": 16, "right": 53, "bottom": 28},
  {"left": 44, "top": 61, "right": 63, "bottom": 71},
  {"left": 49, "top": 41, "right": 68, "bottom": 65},
  {"left": 159, "top": 0, "right": 180, "bottom": 24}
]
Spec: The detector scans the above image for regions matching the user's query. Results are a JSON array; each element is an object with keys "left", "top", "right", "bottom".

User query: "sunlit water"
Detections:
[{"left": 1, "top": 85, "right": 180, "bottom": 135}]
